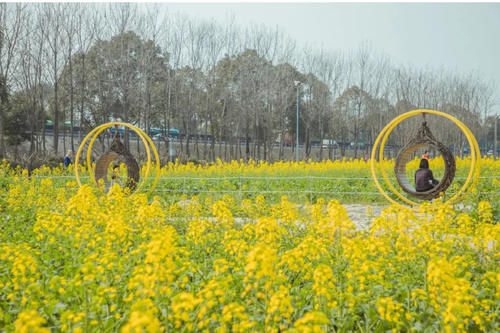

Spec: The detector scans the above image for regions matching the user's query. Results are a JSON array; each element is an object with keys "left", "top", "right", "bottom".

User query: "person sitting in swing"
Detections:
[
  {"left": 104, "top": 164, "right": 121, "bottom": 192},
  {"left": 415, "top": 158, "right": 439, "bottom": 192},
  {"left": 110, "top": 164, "right": 122, "bottom": 187}
]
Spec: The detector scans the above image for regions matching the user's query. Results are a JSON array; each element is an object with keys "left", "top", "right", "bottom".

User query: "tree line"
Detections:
[{"left": 0, "top": 3, "right": 497, "bottom": 163}]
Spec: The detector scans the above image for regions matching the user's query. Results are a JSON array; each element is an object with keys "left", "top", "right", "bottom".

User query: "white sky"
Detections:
[{"left": 163, "top": 2, "right": 500, "bottom": 114}]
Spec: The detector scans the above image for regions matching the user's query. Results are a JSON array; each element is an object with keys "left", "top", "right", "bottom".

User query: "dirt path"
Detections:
[
  {"left": 343, "top": 204, "right": 386, "bottom": 229},
  {"left": 178, "top": 200, "right": 387, "bottom": 230}
]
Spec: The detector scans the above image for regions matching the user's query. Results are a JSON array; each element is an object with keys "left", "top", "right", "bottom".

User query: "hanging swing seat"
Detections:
[
  {"left": 394, "top": 121, "right": 456, "bottom": 200},
  {"left": 94, "top": 136, "right": 140, "bottom": 191}
]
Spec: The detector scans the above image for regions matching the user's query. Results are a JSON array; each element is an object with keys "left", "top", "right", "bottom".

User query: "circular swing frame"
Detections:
[
  {"left": 393, "top": 121, "right": 456, "bottom": 200},
  {"left": 94, "top": 137, "right": 140, "bottom": 191},
  {"left": 74, "top": 122, "right": 161, "bottom": 194},
  {"left": 370, "top": 109, "right": 480, "bottom": 207}
]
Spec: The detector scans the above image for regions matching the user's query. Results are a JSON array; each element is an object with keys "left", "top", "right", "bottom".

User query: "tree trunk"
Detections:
[
  {"left": 42, "top": 119, "right": 46, "bottom": 153},
  {"left": 222, "top": 140, "right": 226, "bottom": 161},
  {"left": 263, "top": 126, "right": 267, "bottom": 162},
  {"left": 279, "top": 111, "right": 284, "bottom": 160},
  {"left": 63, "top": 116, "right": 66, "bottom": 153},
  {"left": 204, "top": 92, "right": 209, "bottom": 161},
  {"left": 136, "top": 130, "right": 140, "bottom": 157},
  {"left": 319, "top": 118, "right": 325, "bottom": 160},
  {"left": 0, "top": 99, "right": 5, "bottom": 158},
  {"left": 69, "top": 42, "right": 75, "bottom": 152},
  {"left": 184, "top": 120, "right": 190, "bottom": 159},
  {"left": 123, "top": 94, "right": 130, "bottom": 150},
  {"left": 209, "top": 112, "right": 216, "bottom": 162},
  {"left": 53, "top": 47, "right": 59, "bottom": 155},
  {"left": 245, "top": 113, "right": 250, "bottom": 160},
  {"left": 353, "top": 123, "right": 359, "bottom": 159},
  {"left": 30, "top": 99, "right": 36, "bottom": 154},
  {"left": 79, "top": 53, "right": 85, "bottom": 142},
  {"left": 305, "top": 126, "right": 311, "bottom": 158},
  {"left": 195, "top": 130, "right": 200, "bottom": 161}
]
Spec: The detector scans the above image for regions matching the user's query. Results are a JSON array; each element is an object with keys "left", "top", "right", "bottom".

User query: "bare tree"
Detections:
[
  {"left": 1, "top": 3, "right": 497, "bottom": 163},
  {"left": 105, "top": 3, "right": 139, "bottom": 148},
  {"left": 0, "top": 3, "right": 27, "bottom": 157},
  {"left": 40, "top": 3, "right": 67, "bottom": 155},
  {"left": 16, "top": 5, "right": 44, "bottom": 155},
  {"left": 201, "top": 19, "right": 225, "bottom": 162},
  {"left": 75, "top": 4, "right": 100, "bottom": 141}
]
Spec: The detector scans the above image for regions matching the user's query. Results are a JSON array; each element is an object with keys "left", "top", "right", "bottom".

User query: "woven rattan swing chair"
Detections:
[
  {"left": 94, "top": 134, "right": 140, "bottom": 191},
  {"left": 394, "top": 117, "right": 456, "bottom": 201}
]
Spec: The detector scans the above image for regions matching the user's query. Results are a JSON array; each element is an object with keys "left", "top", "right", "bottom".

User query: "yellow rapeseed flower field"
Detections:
[{"left": 0, "top": 157, "right": 498, "bottom": 332}]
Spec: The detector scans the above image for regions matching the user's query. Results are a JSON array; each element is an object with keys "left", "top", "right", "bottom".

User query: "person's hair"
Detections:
[
  {"left": 113, "top": 164, "right": 119, "bottom": 170},
  {"left": 419, "top": 158, "right": 429, "bottom": 169},
  {"left": 66, "top": 150, "right": 72, "bottom": 156}
]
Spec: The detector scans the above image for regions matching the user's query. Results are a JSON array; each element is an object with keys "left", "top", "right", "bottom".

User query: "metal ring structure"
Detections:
[
  {"left": 85, "top": 125, "right": 150, "bottom": 192},
  {"left": 370, "top": 109, "right": 480, "bottom": 207},
  {"left": 75, "top": 122, "right": 160, "bottom": 194},
  {"left": 85, "top": 125, "right": 152, "bottom": 193}
]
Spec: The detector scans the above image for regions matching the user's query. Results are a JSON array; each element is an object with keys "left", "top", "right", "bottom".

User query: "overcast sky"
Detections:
[{"left": 164, "top": 2, "right": 500, "bottom": 114}]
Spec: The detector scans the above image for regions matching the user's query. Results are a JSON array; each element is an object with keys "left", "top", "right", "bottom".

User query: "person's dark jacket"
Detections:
[
  {"left": 415, "top": 168, "right": 438, "bottom": 192},
  {"left": 63, "top": 156, "right": 72, "bottom": 167}
]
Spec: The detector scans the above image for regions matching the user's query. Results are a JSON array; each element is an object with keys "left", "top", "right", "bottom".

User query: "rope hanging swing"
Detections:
[
  {"left": 394, "top": 115, "right": 456, "bottom": 201},
  {"left": 94, "top": 134, "right": 140, "bottom": 191}
]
